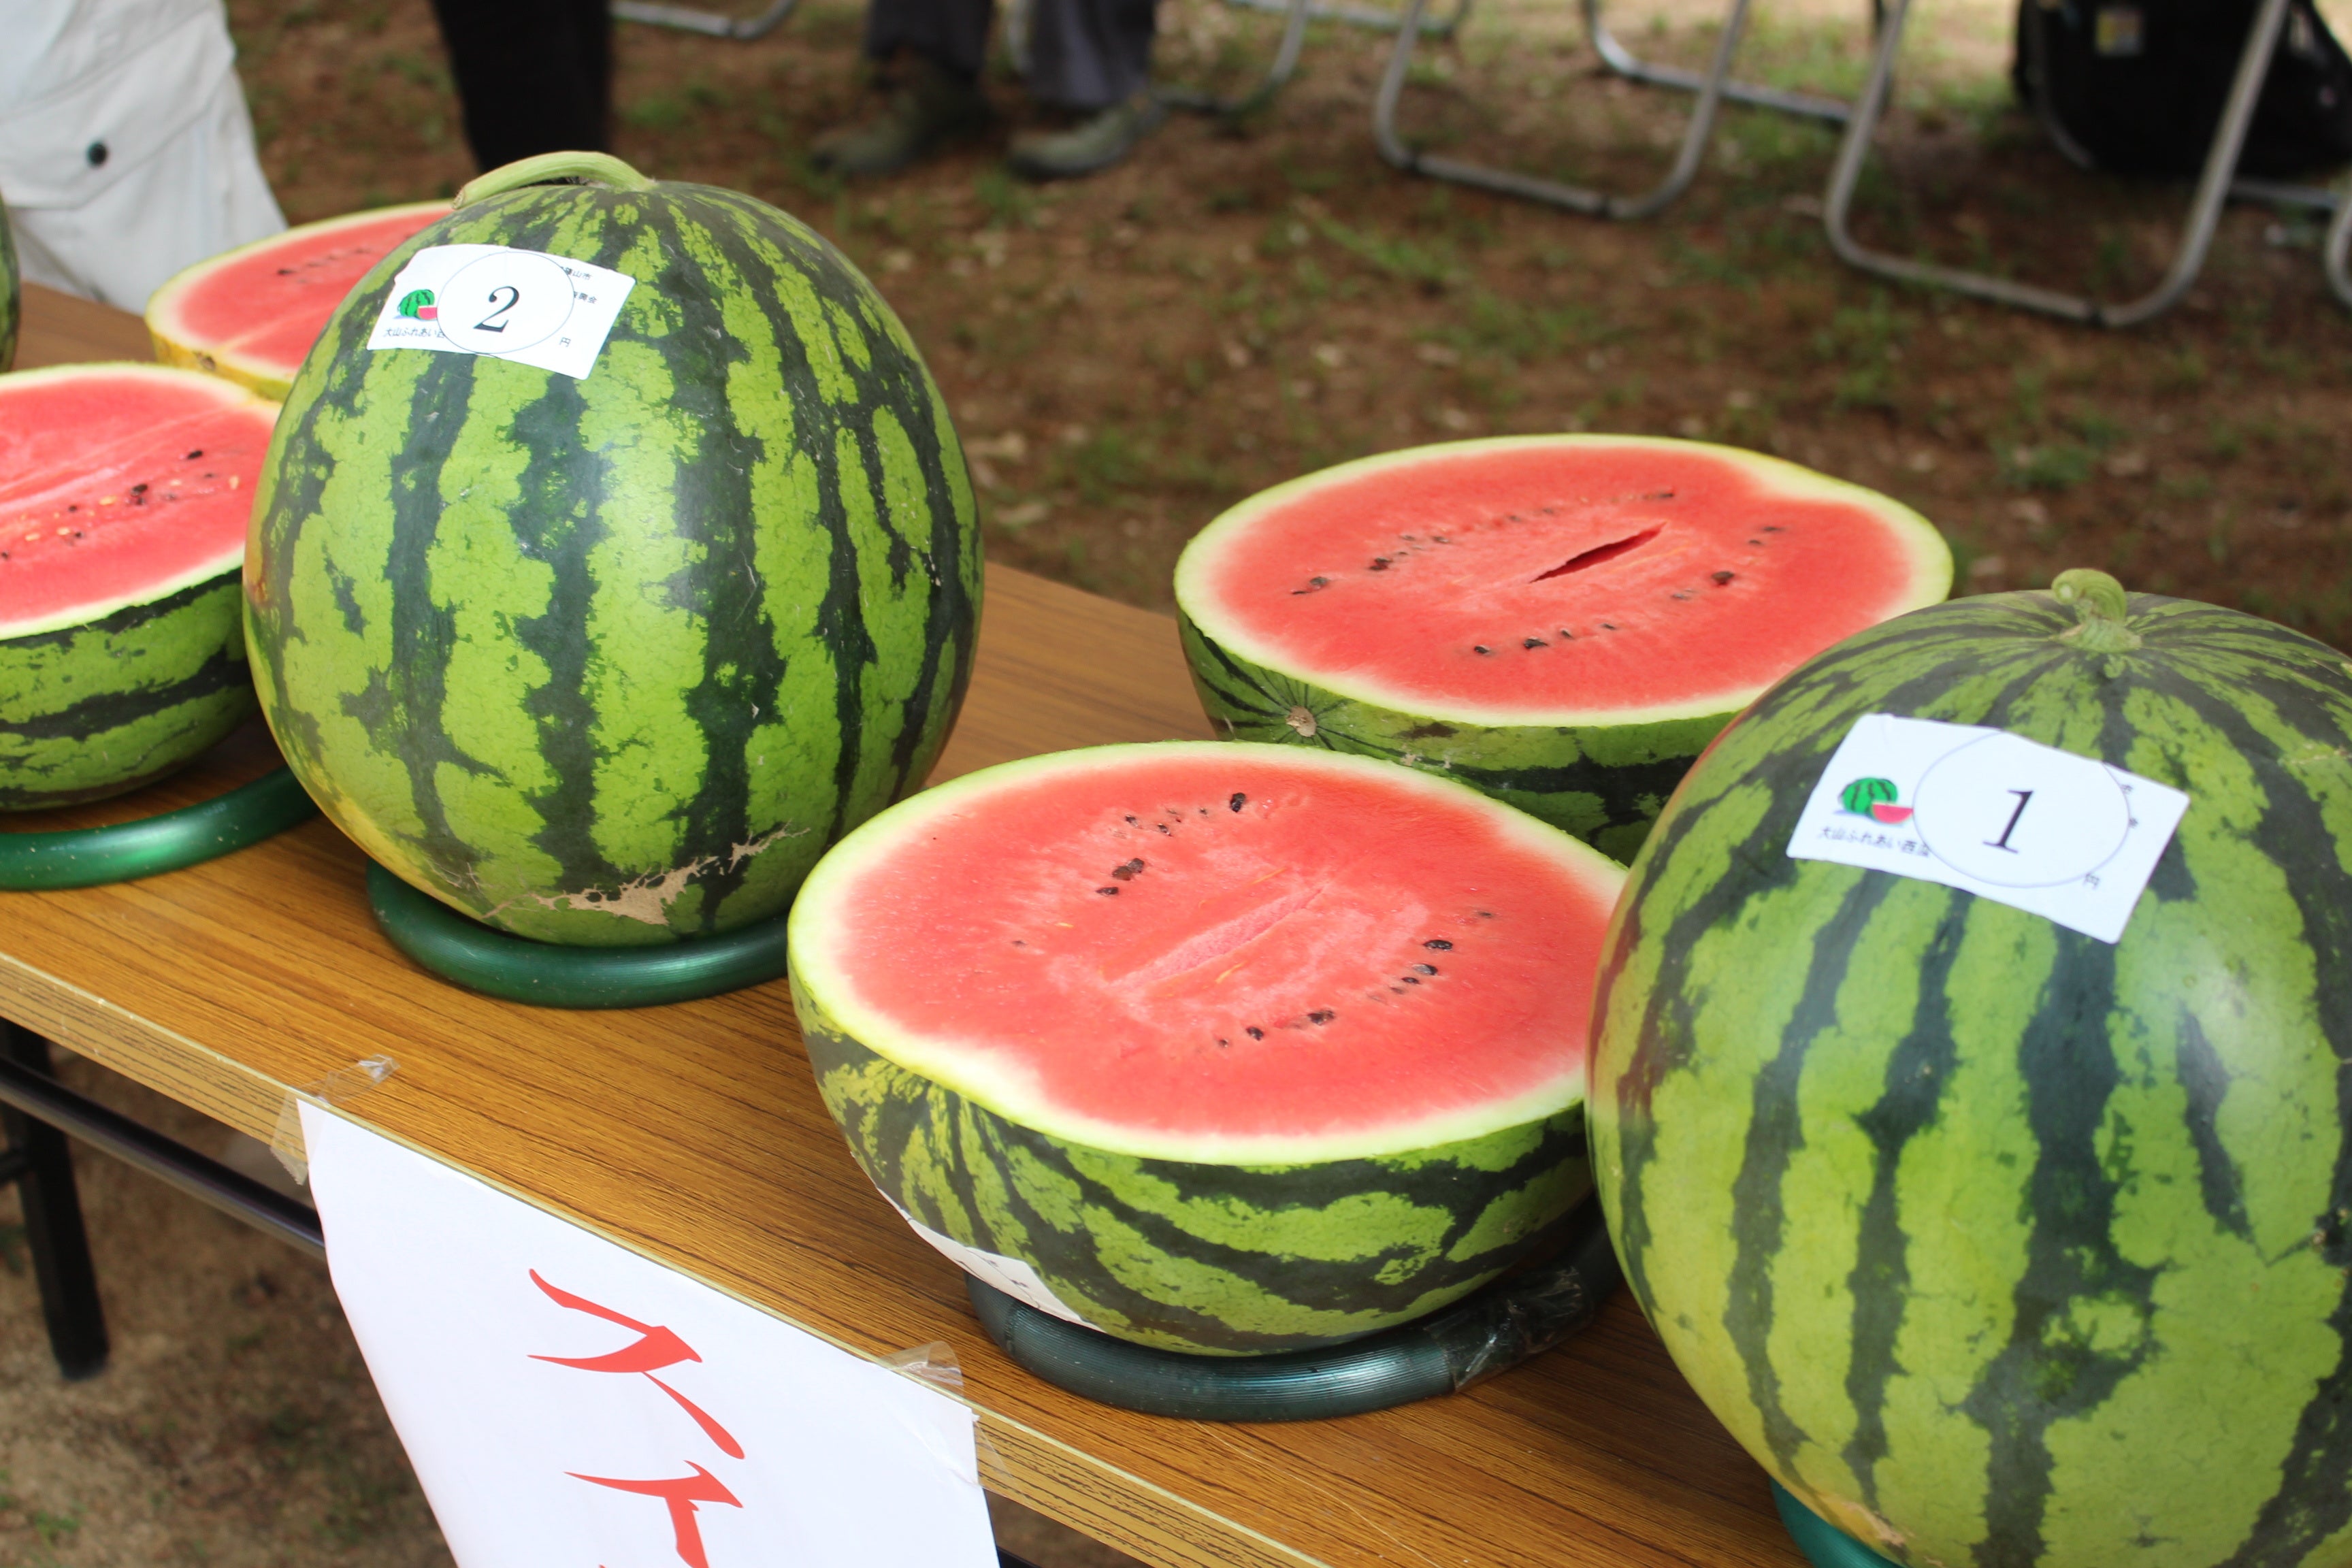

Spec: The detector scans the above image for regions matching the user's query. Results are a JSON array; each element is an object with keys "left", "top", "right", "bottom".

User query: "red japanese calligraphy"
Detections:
[
  {"left": 529, "top": 1271, "right": 745, "bottom": 1458},
  {"left": 568, "top": 1462, "right": 742, "bottom": 1568}
]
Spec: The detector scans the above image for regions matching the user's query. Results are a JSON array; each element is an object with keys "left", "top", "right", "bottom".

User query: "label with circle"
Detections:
[
  {"left": 1785, "top": 713, "right": 2191, "bottom": 944},
  {"left": 1910, "top": 732, "right": 2134, "bottom": 887},
  {"left": 437, "top": 251, "right": 574, "bottom": 355},
  {"left": 365, "top": 244, "right": 638, "bottom": 380}
]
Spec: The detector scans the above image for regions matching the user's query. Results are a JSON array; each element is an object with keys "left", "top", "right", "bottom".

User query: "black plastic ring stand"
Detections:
[
  {"left": 0, "top": 766, "right": 318, "bottom": 891},
  {"left": 966, "top": 1200, "right": 1622, "bottom": 1421},
  {"left": 1774, "top": 1481, "right": 1900, "bottom": 1568},
  {"left": 365, "top": 860, "right": 793, "bottom": 1009}
]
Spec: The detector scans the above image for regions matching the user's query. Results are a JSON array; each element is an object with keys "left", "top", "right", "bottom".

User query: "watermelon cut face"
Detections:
[
  {"left": 1590, "top": 578, "right": 2352, "bottom": 1567},
  {"left": 0, "top": 364, "right": 276, "bottom": 808},
  {"left": 1176, "top": 436, "right": 1951, "bottom": 860},
  {"left": 145, "top": 203, "right": 448, "bottom": 402},
  {"left": 789, "top": 742, "right": 1623, "bottom": 1354}
]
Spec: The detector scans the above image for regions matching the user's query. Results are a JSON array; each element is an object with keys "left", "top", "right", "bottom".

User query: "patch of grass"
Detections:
[
  {"left": 1313, "top": 216, "right": 1461, "bottom": 291},
  {"left": 974, "top": 167, "right": 1039, "bottom": 229}
]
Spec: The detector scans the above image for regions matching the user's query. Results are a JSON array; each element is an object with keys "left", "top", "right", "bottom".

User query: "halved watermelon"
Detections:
[
  {"left": 145, "top": 201, "right": 447, "bottom": 400},
  {"left": 0, "top": 364, "right": 278, "bottom": 808},
  {"left": 788, "top": 741, "right": 1625, "bottom": 1354},
  {"left": 1175, "top": 436, "right": 1953, "bottom": 860}
]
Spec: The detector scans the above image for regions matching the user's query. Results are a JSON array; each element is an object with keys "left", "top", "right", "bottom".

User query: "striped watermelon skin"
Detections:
[
  {"left": 246, "top": 172, "right": 979, "bottom": 945},
  {"left": 796, "top": 977, "right": 1590, "bottom": 1355},
  {"left": 0, "top": 574, "right": 254, "bottom": 809},
  {"left": 1180, "top": 610, "right": 1725, "bottom": 862},
  {"left": 1590, "top": 585, "right": 2352, "bottom": 1567}
]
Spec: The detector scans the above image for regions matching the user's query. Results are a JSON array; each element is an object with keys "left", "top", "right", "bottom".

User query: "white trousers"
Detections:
[{"left": 6, "top": 65, "right": 284, "bottom": 312}]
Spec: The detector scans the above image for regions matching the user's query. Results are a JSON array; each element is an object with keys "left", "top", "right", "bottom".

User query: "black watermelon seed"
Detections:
[
  {"left": 1477, "top": 909, "right": 1493, "bottom": 917},
  {"left": 1246, "top": 1026, "right": 1264, "bottom": 1040},
  {"left": 1748, "top": 538, "right": 1763, "bottom": 545},
  {"left": 1229, "top": 793, "right": 1246, "bottom": 813},
  {"left": 129, "top": 483, "right": 148, "bottom": 495},
  {"left": 1432, "top": 535, "right": 1450, "bottom": 544},
  {"left": 1292, "top": 576, "right": 1329, "bottom": 595},
  {"left": 1308, "top": 1010, "right": 1335, "bottom": 1024},
  {"left": 1124, "top": 815, "right": 1139, "bottom": 825},
  {"left": 184, "top": 450, "right": 203, "bottom": 460},
  {"left": 1599, "top": 622, "right": 1617, "bottom": 631},
  {"left": 1712, "top": 570, "right": 1736, "bottom": 585},
  {"left": 1473, "top": 645, "right": 1492, "bottom": 655},
  {"left": 1097, "top": 886, "right": 1120, "bottom": 896},
  {"left": 1012, "top": 939, "right": 1026, "bottom": 945},
  {"left": 1670, "top": 591, "right": 1690, "bottom": 600},
  {"left": 1401, "top": 975, "right": 1422, "bottom": 985},
  {"left": 1522, "top": 637, "right": 1546, "bottom": 649},
  {"left": 1424, "top": 938, "right": 1452, "bottom": 949},
  {"left": 1369, "top": 557, "right": 1390, "bottom": 571},
  {"left": 1217, "top": 1038, "right": 1230, "bottom": 1047},
  {"left": 1413, "top": 963, "right": 1439, "bottom": 975},
  {"left": 1764, "top": 524, "right": 1784, "bottom": 532},
  {"left": 1156, "top": 823, "right": 1171, "bottom": 835}
]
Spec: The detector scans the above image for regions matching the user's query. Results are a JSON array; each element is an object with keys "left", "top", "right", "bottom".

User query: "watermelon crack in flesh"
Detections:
[
  {"left": 789, "top": 742, "right": 1626, "bottom": 1354},
  {"left": 0, "top": 363, "right": 278, "bottom": 808},
  {"left": 1175, "top": 435, "right": 1953, "bottom": 860}
]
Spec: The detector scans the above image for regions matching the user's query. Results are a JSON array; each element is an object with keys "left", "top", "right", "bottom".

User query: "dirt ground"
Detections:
[{"left": 6, "top": 0, "right": 2351, "bottom": 1561}]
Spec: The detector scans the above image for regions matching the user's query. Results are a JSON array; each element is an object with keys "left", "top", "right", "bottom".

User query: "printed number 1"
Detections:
[
  {"left": 474, "top": 284, "right": 520, "bottom": 333},
  {"left": 1987, "top": 789, "right": 2033, "bottom": 852}
]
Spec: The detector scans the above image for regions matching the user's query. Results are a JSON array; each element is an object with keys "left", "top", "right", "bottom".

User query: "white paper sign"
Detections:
[
  {"left": 1786, "top": 714, "right": 2190, "bottom": 943},
  {"left": 300, "top": 1105, "right": 996, "bottom": 1568},
  {"left": 889, "top": 1203, "right": 1090, "bottom": 1328},
  {"left": 365, "top": 244, "right": 636, "bottom": 380}
]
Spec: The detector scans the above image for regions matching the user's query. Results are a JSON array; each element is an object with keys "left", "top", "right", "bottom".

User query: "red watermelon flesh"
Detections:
[
  {"left": 0, "top": 365, "right": 277, "bottom": 638},
  {"left": 788, "top": 742, "right": 1624, "bottom": 1162},
  {"left": 1175, "top": 436, "right": 1951, "bottom": 725},
  {"left": 145, "top": 203, "right": 446, "bottom": 399}
]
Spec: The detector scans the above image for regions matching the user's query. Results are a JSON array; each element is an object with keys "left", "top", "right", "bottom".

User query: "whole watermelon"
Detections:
[
  {"left": 1590, "top": 570, "right": 2352, "bottom": 1568},
  {"left": 246, "top": 152, "right": 979, "bottom": 945}
]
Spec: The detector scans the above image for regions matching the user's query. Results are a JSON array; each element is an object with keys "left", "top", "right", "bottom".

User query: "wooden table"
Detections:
[{"left": 4, "top": 282, "right": 1804, "bottom": 1568}]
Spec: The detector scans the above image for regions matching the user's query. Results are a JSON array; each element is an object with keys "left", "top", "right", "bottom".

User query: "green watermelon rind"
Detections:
[
  {"left": 1180, "top": 608, "right": 1731, "bottom": 862},
  {"left": 1590, "top": 589, "right": 2352, "bottom": 1567},
  {"left": 0, "top": 571, "right": 256, "bottom": 811},
  {"left": 787, "top": 739, "right": 1614, "bottom": 1356},
  {"left": 1173, "top": 436, "right": 1953, "bottom": 860},
  {"left": 245, "top": 177, "right": 981, "bottom": 947},
  {"left": 792, "top": 970, "right": 1592, "bottom": 1358}
]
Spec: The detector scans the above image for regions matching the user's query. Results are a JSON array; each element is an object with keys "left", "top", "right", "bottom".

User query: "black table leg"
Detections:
[{"left": 1, "top": 1023, "right": 108, "bottom": 1380}]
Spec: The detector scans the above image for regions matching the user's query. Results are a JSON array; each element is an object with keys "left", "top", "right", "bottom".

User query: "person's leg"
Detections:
[
  {"left": 814, "top": 0, "right": 998, "bottom": 176},
  {"left": 427, "top": 0, "right": 613, "bottom": 170},
  {"left": 1005, "top": 0, "right": 1162, "bottom": 178},
  {"left": 1022, "top": 0, "right": 1154, "bottom": 108}
]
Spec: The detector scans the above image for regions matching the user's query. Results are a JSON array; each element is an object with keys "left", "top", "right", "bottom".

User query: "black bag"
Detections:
[{"left": 2012, "top": 0, "right": 2352, "bottom": 177}]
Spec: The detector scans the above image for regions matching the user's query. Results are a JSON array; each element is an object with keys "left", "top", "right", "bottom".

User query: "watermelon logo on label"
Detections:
[
  {"left": 396, "top": 289, "right": 438, "bottom": 321},
  {"left": 1838, "top": 777, "right": 1914, "bottom": 825}
]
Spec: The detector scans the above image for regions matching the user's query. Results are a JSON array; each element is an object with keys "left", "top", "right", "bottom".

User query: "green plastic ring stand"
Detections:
[
  {"left": 1774, "top": 1481, "right": 1901, "bottom": 1568},
  {"left": 966, "top": 1200, "right": 1621, "bottom": 1422},
  {"left": 365, "top": 860, "right": 792, "bottom": 1009},
  {"left": 0, "top": 766, "right": 318, "bottom": 891}
]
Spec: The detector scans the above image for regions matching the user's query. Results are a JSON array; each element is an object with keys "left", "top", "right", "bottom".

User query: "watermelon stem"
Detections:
[
  {"left": 456, "top": 152, "right": 657, "bottom": 209},
  {"left": 2051, "top": 568, "right": 2143, "bottom": 656}
]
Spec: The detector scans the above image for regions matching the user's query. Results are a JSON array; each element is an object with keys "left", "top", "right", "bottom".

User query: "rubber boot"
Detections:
[
  {"left": 813, "top": 55, "right": 994, "bottom": 178},
  {"left": 1004, "top": 91, "right": 1167, "bottom": 181}
]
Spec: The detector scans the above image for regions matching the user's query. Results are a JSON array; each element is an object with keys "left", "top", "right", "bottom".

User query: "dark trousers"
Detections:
[
  {"left": 428, "top": 0, "right": 614, "bottom": 172},
  {"left": 869, "top": 0, "right": 1154, "bottom": 109}
]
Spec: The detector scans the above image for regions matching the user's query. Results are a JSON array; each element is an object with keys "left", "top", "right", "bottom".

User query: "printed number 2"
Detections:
[
  {"left": 474, "top": 285, "right": 520, "bottom": 334},
  {"left": 1987, "top": 789, "right": 2033, "bottom": 852}
]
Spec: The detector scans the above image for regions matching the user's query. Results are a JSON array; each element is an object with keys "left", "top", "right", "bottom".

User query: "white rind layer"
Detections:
[
  {"left": 788, "top": 740, "right": 1626, "bottom": 1165},
  {"left": 1173, "top": 434, "right": 1954, "bottom": 728},
  {"left": 0, "top": 363, "right": 272, "bottom": 640}
]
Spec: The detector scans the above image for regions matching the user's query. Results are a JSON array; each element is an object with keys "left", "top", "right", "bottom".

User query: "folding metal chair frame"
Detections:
[
  {"left": 1580, "top": 0, "right": 1850, "bottom": 121},
  {"left": 1159, "top": 0, "right": 1317, "bottom": 116},
  {"left": 1820, "top": 0, "right": 2293, "bottom": 326},
  {"left": 1225, "top": 0, "right": 1471, "bottom": 35},
  {"left": 612, "top": 0, "right": 802, "bottom": 37}
]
